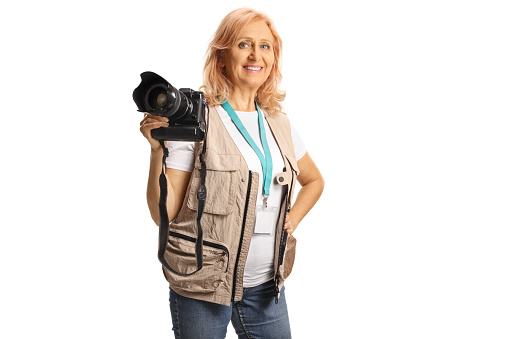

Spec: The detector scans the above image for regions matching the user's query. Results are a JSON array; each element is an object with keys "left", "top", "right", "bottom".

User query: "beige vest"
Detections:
[{"left": 162, "top": 106, "right": 300, "bottom": 306}]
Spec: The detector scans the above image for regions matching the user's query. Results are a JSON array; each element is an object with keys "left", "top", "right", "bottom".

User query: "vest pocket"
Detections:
[
  {"left": 166, "top": 232, "right": 229, "bottom": 274},
  {"left": 164, "top": 232, "right": 230, "bottom": 292},
  {"left": 280, "top": 233, "right": 297, "bottom": 281},
  {"left": 187, "top": 152, "right": 240, "bottom": 215}
]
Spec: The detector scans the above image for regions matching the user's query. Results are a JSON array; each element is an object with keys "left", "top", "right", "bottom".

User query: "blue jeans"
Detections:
[{"left": 169, "top": 280, "right": 292, "bottom": 339}]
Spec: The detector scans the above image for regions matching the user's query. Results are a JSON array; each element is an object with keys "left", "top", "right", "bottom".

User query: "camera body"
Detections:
[{"left": 133, "top": 71, "right": 206, "bottom": 141}]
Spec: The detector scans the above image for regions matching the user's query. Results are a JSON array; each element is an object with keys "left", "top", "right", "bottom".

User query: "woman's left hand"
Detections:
[{"left": 284, "top": 213, "right": 297, "bottom": 235}]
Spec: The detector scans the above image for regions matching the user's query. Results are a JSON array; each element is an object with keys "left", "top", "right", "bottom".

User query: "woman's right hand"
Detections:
[{"left": 140, "top": 114, "right": 169, "bottom": 150}]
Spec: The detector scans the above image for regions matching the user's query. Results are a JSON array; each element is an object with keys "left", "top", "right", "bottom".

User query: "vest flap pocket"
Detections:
[
  {"left": 188, "top": 152, "right": 239, "bottom": 215},
  {"left": 194, "top": 150, "right": 242, "bottom": 171}
]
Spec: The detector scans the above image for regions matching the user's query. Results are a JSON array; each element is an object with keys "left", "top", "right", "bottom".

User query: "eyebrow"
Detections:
[{"left": 237, "top": 36, "right": 273, "bottom": 44}]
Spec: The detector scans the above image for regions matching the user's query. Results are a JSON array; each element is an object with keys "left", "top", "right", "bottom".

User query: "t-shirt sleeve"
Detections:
[
  {"left": 164, "top": 141, "right": 195, "bottom": 172},
  {"left": 291, "top": 124, "right": 307, "bottom": 161}
]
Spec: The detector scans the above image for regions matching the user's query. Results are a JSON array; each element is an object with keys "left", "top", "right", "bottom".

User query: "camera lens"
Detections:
[
  {"left": 156, "top": 94, "right": 167, "bottom": 107},
  {"left": 146, "top": 85, "right": 169, "bottom": 110}
]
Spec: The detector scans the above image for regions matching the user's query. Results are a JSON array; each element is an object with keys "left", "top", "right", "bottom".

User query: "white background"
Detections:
[{"left": 1, "top": 0, "right": 508, "bottom": 338}]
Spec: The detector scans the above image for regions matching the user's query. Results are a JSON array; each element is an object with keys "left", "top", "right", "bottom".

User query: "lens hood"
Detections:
[{"left": 133, "top": 71, "right": 184, "bottom": 117}]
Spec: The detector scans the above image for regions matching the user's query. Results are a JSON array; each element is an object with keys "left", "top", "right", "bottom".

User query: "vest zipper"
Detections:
[
  {"left": 231, "top": 170, "right": 253, "bottom": 301},
  {"left": 274, "top": 191, "right": 289, "bottom": 303}
]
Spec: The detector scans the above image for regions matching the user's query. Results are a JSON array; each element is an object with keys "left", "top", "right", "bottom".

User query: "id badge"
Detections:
[{"left": 254, "top": 206, "right": 279, "bottom": 234}]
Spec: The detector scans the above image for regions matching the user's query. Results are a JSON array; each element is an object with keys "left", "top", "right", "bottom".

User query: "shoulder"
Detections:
[
  {"left": 264, "top": 110, "right": 290, "bottom": 124},
  {"left": 264, "top": 110, "right": 292, "bottom": 136}
]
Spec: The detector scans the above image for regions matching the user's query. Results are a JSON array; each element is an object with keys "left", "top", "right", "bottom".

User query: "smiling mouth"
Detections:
[{"left": 243, "top": 66, "right": 263, "bottom": 71}]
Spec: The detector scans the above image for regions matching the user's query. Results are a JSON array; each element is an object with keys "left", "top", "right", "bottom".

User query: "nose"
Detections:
[{"left": 249, "top": 46, "right": 260, "bottom": 61}]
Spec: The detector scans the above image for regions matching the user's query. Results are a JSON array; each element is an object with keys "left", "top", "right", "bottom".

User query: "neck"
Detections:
[{"left": 227, "top": 88, "right": 257, "bottom": 111}]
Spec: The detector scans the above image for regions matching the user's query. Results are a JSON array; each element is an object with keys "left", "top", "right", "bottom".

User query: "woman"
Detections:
[{"left": 140, "top": 8, "right": 324, "bottom": 339}]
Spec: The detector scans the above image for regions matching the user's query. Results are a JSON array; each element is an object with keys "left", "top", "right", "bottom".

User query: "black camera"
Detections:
[{"left": 133, "top": 71, "right": 206, "bottom": 141}]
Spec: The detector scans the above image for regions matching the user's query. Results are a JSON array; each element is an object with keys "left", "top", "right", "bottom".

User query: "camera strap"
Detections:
[{"left": 156, "top": 131, "right": 207, "bottom": 276}]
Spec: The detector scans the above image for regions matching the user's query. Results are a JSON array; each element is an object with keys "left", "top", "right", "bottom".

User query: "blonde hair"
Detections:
[{"left": 201, "top": 8, "right": 285, "bottom": 114}]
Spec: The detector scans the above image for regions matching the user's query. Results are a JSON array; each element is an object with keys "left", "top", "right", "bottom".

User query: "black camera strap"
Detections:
[{"left": 157, "top": 130, "right": 207, "bottom": 276}]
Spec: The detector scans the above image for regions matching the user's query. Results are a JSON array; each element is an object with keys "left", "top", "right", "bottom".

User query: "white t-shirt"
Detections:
[{"left": 165, "top": 105, "right": 306, "bottom": 287}]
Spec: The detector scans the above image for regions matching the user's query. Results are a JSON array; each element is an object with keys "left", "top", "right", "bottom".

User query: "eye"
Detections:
[
  {"left": 239, "top": 42, "right": 250, "bottom": 48},
  {"left": 261, "top": 44, "right": 271, "bottom": 50}
]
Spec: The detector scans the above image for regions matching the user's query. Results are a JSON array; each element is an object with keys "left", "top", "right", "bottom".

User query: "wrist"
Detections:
[
  {"left": 150, "top": 145, "right": 164, "bottom": 156},
  {"left": 150, "top": 141, "right": 164, "bottom": 152}
]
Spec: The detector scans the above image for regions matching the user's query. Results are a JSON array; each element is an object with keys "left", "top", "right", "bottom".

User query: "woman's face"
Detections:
[{"left": 221, "top": 20, "right": 275, "bottom": 94}]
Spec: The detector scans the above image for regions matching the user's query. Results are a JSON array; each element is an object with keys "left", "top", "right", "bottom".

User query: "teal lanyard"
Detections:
[{"left": 221, "top": 100, "right": 273, "bottom": 206}]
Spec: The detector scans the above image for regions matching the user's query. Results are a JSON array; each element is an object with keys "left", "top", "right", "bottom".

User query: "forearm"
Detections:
[{"left": 288, "top": 177, "right": 324, "bottom": 227}]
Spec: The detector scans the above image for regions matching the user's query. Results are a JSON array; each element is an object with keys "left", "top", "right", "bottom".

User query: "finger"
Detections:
[
  {"left": 140, "top": 115, "right": 168, "bottom": 126},
  {"left": 147, "top": 115, "right": 169, "bottom": 122},
  {"left": 141, "top": 119, "right": 169, "bottom": 128},
  {"left": 140, "top": 116, "right": 152, "bottom": 126},
  {"left": 143, "top": 121, "right": 169, "bottom": 130},
  {"left": 140, "top": 121, "right": 169, "bottom": 135}
]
